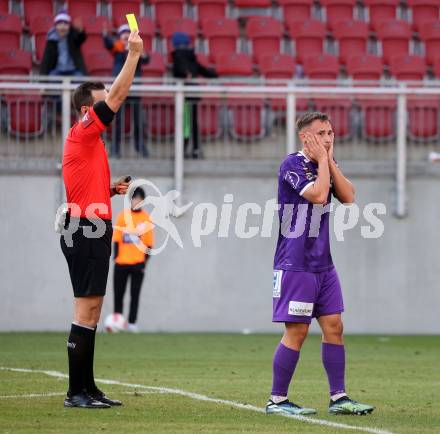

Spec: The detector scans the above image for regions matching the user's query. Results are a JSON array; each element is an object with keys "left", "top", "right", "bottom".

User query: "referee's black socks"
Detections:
[
  {"left": 84, "top": 326, "right": 99, "bottom": 394},
  {"left": 67, "top": 323, "right": 95, "bottom": 396}
]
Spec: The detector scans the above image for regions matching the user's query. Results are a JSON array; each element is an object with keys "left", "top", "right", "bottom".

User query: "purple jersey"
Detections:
[{"left": 274, "top": 151, "right": 334, "bottom": 272}]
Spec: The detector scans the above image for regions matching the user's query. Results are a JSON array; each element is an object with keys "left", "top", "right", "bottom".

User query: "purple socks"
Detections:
[
  {"left": 271, "top": 343, "right": 300, "bottom": 396},
  {"left": 322, "top": 342, "right": 346, "bottom": 396}
]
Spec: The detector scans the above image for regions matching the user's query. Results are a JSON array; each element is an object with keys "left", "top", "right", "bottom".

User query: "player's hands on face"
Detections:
[
  {"left": 304, "top": 132, "right": 328, "bottom": 163},
  {"left": 327, "top": 140, "right": 334, "bottom": 161},
  {"left": 128, "top": 30, "right": 143, "bottom": 55}
]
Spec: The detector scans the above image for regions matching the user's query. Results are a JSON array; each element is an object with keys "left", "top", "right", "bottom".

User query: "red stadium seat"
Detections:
[
  {"left": 259, "top": 54, "right": 308, "bottom": 112},
  {"left": 162, "top": 18, "right": 198, "bottom": 54},
  {"left": 314, "top": 98, "right": 353, "bottom": 139},
  {"left": 259, "top": 53, "right": 295, "bottom": 78},
  {"left": 303, "top": 54, "right": 339, "bottom": 79},
  {"left": 234, "top": 0, "right": 272, "bottom": 7},
  {"left": 363, "top": 0, "right": 399, "bottom": 31},
  {"left": 432, "top": 55, "right": 440, "bottom": 77},
  {"left": 278, "top": 0, "right": 312, "bottom": 26},
  {"left": 287, "top": 19, "right": 326, "bottom": 64},
  {"left": 389, "top": 54, "right": 426, "bottom": 80},
  {"left": 407, "top": 0, "right": 440, "bottom": 31},
  {"left": 376, "top": 20, "right": 412, "bottom": 65},
  {"left": 23, "top": 0, "right": 54, "bottom": 25},
  {"left": 358, "top": 99, "right": 397, "bottom": 141},
  {"left": 320, "top": 0, "right": 356, "bottom": 30},
  {"left": 203, "top": 18, "right": 240, "bottom": 62},
  {"left": 142, "top": 97, "right": 175, "bottom": 139},
  {"left": 0, "top": 49, "right": 32, "bottom": 75},
  {"left": 122, "top": 17, "right": 155, "bottom": 52},
  {"left": 407, "top": 98, "right": 440, "bottom": 141},
  {"left": 84, "top": 51, "right": 113, "bottom": 76},
  {"left": 0, "top": 0, "right": 9, "bottom": 13},
  {"left": 150, "top": 0, "right": 184, "bottom": 29},
  {"left": 196, "top": 53, "right": 213, "bottom": 68},
  {"left": 419, "top": 21, "right": 440, "bottom": 65},
  {"left": 141, "top": 52, "right": 167, "bottom": 77},
  {"left": 0, "top": 14, "right": 21, "bottom": 50},
  {"left": 333, "top": 20, "right": 369, "bottom": 64},
  {"left": 108, "top": 0, "right": 142, "bottom": 27},
  {"left": 246, "top": 17, "right": 283, "bottom": 63},
  {"left": 215, "top": 53, "right": 263, "bottom": 139},
  {"left": 5, "top": 94, "right": 44, "bottom": 137},
  {"left": 346, "top": 54, "right": 383, "bottom": 80},
  {"left": 198, "top": 98, "right": 222, "bottom": 139},
  {"left": 215, "top": 53, "right": 253, "bottom": 76},
  {"left": 65, "top": 0, "right": 99, "bottom": 20},
  {"left": 227, "top": 97, "right": 266, "bottom": 140},
  {"left": 29, "top": 16, "right": 52, "bottom": 62},
  {"left": 81, "top": 16, "right": 112, "bottom": 56},
  {"left": 193, "top": 0, "right": 227, "bottom": 24}
]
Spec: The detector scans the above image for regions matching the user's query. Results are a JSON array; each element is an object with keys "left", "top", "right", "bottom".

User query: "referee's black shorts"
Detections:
[{"left": 60, "top": 217, "right": 113, "bottom": 298}]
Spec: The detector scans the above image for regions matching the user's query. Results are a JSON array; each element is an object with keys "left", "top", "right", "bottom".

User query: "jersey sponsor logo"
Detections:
[
  {"left": 302, "top": 162, "right": 317, "bottom": 181},
  {"left": 81, "top": 111, "right": 94, "bottom": 128},
  {"left": 273, "top": 270, "right": 282, "bottom": 298},
  {"left": 67, "top": 342, "right": 76, "bottom": 349},
  {"left": 288, "top": 301, "right": 313, "bottom": 316}
]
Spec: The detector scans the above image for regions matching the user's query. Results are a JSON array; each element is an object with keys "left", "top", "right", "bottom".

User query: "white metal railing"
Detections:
[{"left": 2, "top": 76, "right": 440, "bottom": 217}]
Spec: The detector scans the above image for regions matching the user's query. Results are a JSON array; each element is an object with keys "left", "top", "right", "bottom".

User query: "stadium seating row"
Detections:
[
  {"left": 2, "top": 94, "right": 440, "bottom": 142},
  {"left": 2, "top": 47, "right": 440, "bottom": 82},
  {"left": 2, "top": 0, "right": 440, "bottom": 30},
  {"left": 3, "top": 8, "right": 440, "bottom": 68}
]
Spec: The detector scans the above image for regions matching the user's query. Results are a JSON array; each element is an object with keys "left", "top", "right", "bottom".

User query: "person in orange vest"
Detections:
[{"left": 112, "top": 187, "right": 154, "bottom": 332}]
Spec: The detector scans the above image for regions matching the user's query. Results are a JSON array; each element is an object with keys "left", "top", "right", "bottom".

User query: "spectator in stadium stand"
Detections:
[
  {"left": 112, "top": 187, "right": 154, "bottom": 333},
  {"left": 40, "top": 12, "right": 87, "bottom": 77},
  {"left": 103, "top": 24, "right": 150, "bottom": 158},
  {"left": 171, "top": 32, "right": 218, "bottom": 159}
]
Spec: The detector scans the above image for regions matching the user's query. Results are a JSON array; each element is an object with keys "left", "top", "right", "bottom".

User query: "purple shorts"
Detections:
[{"left": 272, "top": 267, "right": 344, "bottom": 324}]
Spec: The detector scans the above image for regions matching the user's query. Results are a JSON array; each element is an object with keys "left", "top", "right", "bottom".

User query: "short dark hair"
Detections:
[
  {"left": 296, "top": 112, "right": 330, "bottom": 133},
  {"left": 72, "top": 81, "right": 105, "bottom": 114},
  {"left": 132, "top": 187, "right": 146, "bottom": 200}
]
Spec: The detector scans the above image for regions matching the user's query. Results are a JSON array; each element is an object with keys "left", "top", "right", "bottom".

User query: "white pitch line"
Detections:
[
  {"left": 0, "top": 392, "right": 66, "bottom": 399},
  {"left": 0, "top": 367, "right": 396, "bottom": 434}
]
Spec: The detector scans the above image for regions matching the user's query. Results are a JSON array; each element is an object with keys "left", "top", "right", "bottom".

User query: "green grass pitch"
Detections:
[{"left": 0, "top": 333, "right": 439, "bottom": 434}]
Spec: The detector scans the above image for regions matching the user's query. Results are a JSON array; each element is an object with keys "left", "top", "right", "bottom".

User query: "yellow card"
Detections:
[{"left": 126, "top": 13, "right": 138, "bottom": 31}]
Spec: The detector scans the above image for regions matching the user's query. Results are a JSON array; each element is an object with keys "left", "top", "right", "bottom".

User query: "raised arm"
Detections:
[
  {"left": 105, "top": 30, "right": 143, "bottom": 113},
  {"left": 301, "top": 132, "right": 331, "bottom": 205}
]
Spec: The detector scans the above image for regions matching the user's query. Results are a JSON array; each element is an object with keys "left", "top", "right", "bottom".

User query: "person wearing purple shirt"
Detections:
[{"left": 266, "top": 112, "right": 375, "bottom": 416}]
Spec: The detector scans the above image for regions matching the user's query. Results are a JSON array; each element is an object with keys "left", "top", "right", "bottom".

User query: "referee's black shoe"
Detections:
[
  {"left": 88, "top": 388, "right": 123, "bottom": 406},
  {"left": 64, "top": 391, "right": 110, "bottom": 409}
]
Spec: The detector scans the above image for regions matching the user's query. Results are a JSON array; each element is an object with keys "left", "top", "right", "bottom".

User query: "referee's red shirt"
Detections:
[{"left": 62, "top": 106, "right": 112, "bottom": 220}]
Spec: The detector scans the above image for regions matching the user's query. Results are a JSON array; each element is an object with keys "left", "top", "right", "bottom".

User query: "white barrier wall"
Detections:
[{"left": 0, "top": 173, "right": 439, "bottom": 334}]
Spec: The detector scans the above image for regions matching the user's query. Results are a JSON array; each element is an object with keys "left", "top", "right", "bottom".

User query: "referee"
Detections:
[{"left": 60, "top": 30, "right": 143, "bottom": 408}]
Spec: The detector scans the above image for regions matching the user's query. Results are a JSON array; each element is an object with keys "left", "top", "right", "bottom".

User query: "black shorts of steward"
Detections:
[{"left": 60, "top": 217, "right": 113, "bottom": 297}]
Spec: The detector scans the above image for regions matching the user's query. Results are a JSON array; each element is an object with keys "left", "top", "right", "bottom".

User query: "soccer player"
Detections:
[
  {"left": 266, "top": 112, "right": 375, "bottom": 416},
  {"left": 112, "top": 187, "right": 154, "bottom": 332},
  {"left": 60, "top": 29, "right": 143, "bottom": 408}
]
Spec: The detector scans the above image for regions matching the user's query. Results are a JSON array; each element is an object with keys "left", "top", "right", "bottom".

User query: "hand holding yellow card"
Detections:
[{"left": 126, "top": 13, "right": 139, "bottom": 31}]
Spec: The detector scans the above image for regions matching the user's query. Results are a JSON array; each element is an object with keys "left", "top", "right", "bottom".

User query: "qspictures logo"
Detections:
[{"left": 55, "top": 178, "right": 386, "bottom": 255}]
